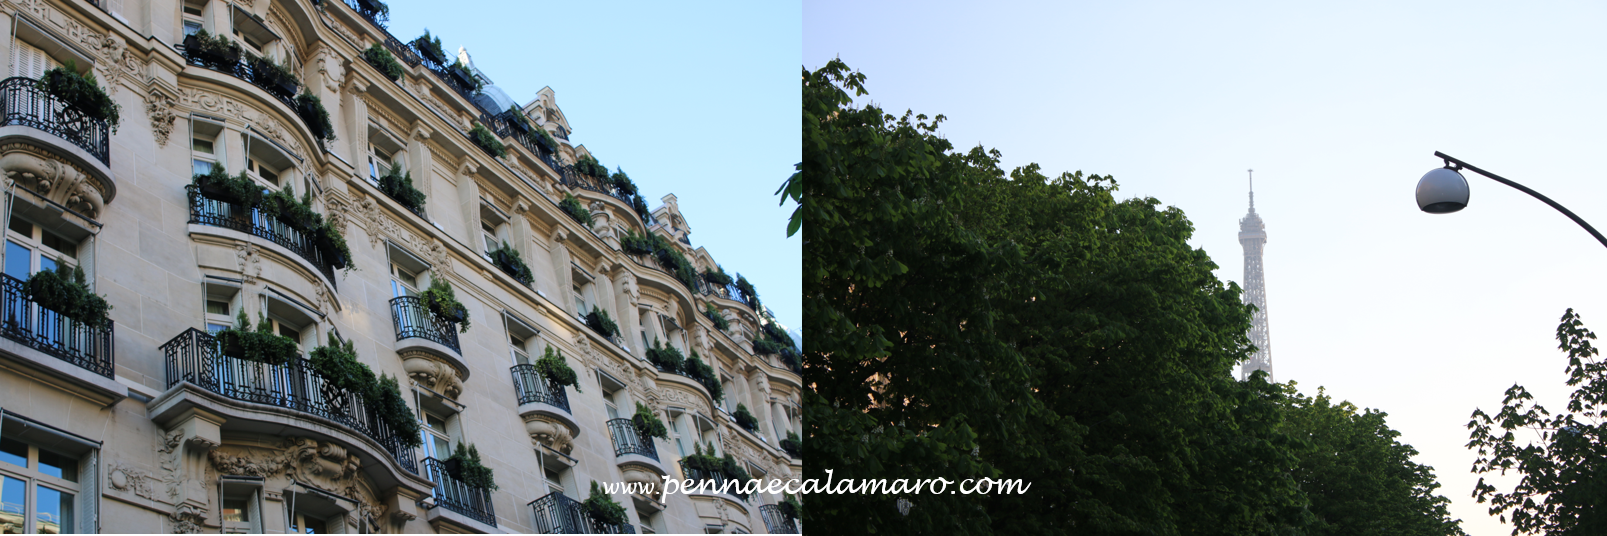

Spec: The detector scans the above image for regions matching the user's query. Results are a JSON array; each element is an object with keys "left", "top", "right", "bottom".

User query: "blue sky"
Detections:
[
  {"left": 384, "top": 0, "right": 802, "bottom": 331},
  {"left": 808, "top": 2, "right": 1607, "bottom": 534}
]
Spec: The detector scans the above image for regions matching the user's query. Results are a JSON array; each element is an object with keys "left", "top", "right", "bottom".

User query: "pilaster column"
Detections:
[
  {"left": 550, "top": 229, "right": 573, "bottom": 315},
  {"left": 343, "top": 76, "right": 370, "bottom": 178},
  {"left": 456, "top": 160, "right": 481, "bottom": 253}
]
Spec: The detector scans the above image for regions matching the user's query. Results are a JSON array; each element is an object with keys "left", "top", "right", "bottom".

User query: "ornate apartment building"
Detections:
[{"left": 0, "top": 0, "right": 802, "bottom": 533}]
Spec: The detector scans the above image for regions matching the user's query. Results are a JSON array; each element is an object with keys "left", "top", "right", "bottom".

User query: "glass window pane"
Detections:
[
  {"left": 277, "top": 323, "right": 298, "bottom": 339},
  {"left": 0, "top": 475, "right": 24, "bottom": 533},
  {"left": 36, "top": 449, "right": 77, "bottom": 483},
  {"left": 6, "top": 217, "right": 30, "bottom": 238},
  {"left": 206, "top": 300, "right": 230, "bottom": 316},
  {"left": 0, "top": 438, "right": 25, "bottom": 468},
  {"left": 222, "top": 498, "right": 248, "bottom": 523},
  {"left": 206, "top": 323, "right": 228, "bottom": 334},
  {"left": 35, "top": 486, "right": 71, "bottom": 534},
  {"left": 192, "top": 160, "right": 212, "bottom": 176},
  {"left": 40, "top": 232, "right": 74, "bottom": 259},
  {"left": 191, "top": 138, "right": 213, "bottom": 154},
  {"left": 39, "top": 256, "right": 56, "bottom": 274}
]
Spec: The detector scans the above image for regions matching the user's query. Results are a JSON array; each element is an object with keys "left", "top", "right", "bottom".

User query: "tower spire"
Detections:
[{"left": 1239, "top": 169, "right": 1272, "bottom": 381}]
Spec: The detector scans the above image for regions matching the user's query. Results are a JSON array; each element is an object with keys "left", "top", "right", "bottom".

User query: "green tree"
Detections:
[{"left": 1468, "top": 308, "right": 1607, "bottom": 536}]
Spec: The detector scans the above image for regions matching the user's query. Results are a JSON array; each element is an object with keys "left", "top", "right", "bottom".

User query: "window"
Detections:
[
  {"left": 667, "top": 408, "right": 687, "bottom": 457},
  {"left": 219, "top": 476, "right": 263, "bottom": 534},
  {"left": 421, "top": 410, "right": 452, "bottom": 462},
  {"left": 230, "top": 5, "right": 279, "bottom": 59},
  {"left": 286, "top": 489, "right": 348, "bottom": 534},
  {"left": 245, "top": 133, "right": 296, "bottom": 194},
  {"left": 479, "top": 204, "right": 509, "bottom": 257},
  {"left": 6, "top": 214, "right": 81, "bottom": 344},
  {"left": 604, "top": 389, "right": 620, "bottom": 420},
  {"left": 262, "top": 294, "right": 316, "bottom": 351},
  {"left": 0, "top": 411, "right": 97, "bottom": 534},
  {"left": 247, "top": 156, "right": 280, "bottom": 187},
  {"left": 573, "top": 284, "right": 587, "bottom": 319},
  {"left": 368, "top": 144, "right": 393, "bottom": 183},
  {"left": 388, "top": 244, "right": 429, "bottom": 299},
  {"left": 10, "top": 39, "right": 59, "bottom": 80},
  {"left": 544, "top": 467, "right": 564, "bottom": 496},
  {"left": 481, "top": 222, "right": 499, "bottom": 257},
  {"left": 192, "top": 119, "right": 224, "bottom": 177},
  {"left": 204, "top": 283, "right": 242, "bottom": 333}
]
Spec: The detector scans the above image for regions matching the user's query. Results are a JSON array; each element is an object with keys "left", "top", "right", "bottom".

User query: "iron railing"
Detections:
[
  {"left": 0, "top": 77, "right": 109, "bottom": 165},
  {"left": 188, "top": 189, "right": 338, "bottom": 289},
  {"left": 159, "top": 328, "right": 418, "bottom": 473},
  {"left": 341, "top": 0, "right": 389, "bottom": 28},
  {"left": 529, "top": 492, "right": 635, "bottom": 534},
  {"left": 678, "top": 460, "right": 751, "bottom": 504},
  {"left": 389, "top": 295, "right": 461, "bottom": 354},
  {"left": 760, "top": 504, "right": 800, "bottom": 534},
  {"left": 510, "top": 364, "right": 570, "bottom": 413},
  {"left": 0, "top": 273, "right": 113, "bottom": 377},
  {"left": 179, "top": 46, "right": 299, "bottom": 111},
  {"left": 422, "top": 457, "right": 496, "bottom": 527},
  {"left": 606, "top": 418, "right": 657, "bottom": 461}
]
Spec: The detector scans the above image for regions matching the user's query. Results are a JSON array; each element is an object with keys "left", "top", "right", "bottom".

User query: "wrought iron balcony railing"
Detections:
[
  {"left": 0, "top": 77, "right": 109, "bottom": 165},
  {"left": 760, "top": 504, "right": 800, "bottom": 534},
  {"left": 188, "top": 190, "right": 338, "bottom": 289},
  {"left": 389, "top": 295, "right": 462, "bottom": 354},
  {"left": 678, "top": 459, "right": 751, "bottom": 504},
  {"left": 160, "top": 328, "right": 419, "bottom": 473},
  {"left": 529, "top": 492, "right": 635, "bottom": 534},
  {"left": 421, "top": 456, "right": 496, "bottom": 527},
  {"left": 0, "top": 273, "right": 113, "bottom": 377},
  {"left": 606, "top": 418, "right": 657, "bottom": 461},
  {"left": 510, "top": 364, "right": 570, "bottom": 413}
]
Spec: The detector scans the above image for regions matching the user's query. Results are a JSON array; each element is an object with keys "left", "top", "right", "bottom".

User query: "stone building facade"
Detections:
[{"left": 0, "top": 0, "right": 802, "bottom": 533}]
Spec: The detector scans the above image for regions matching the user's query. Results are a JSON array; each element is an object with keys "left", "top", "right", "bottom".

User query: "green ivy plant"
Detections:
[
  {"left": 468, "top": 123, "right": 506, "bottom": 158},
  {"left": 631, "top": 195, "right": 651, "bottom": 225},
  {"left": 780, "top": 492, "right": 803, "bottom": 520},
  {"left": 619, "top": 229, "right": 698, "bottom": 290},
  {"left": 262, "top": 185, "right": 321, "bottom": 232},
  {"left": 215, "top": 310, "right": 298, "bottom": 366},
  {"left": 294, "top": 92, "right": 337, "bottom": 143},
  {"left": 646, "top": 338, "right": 685, "bottom": 373},
  {"left": 372, "top": 373, "right": 422, "bottom": 448},
  {"left": 585, "top": 305, "right": 618, "bottom": 338},
  {"left": 559, "top": 193, "right": 592, "bottom": 227},
  {"left": 702, "top": 265, "right": 733, "bottom": 287},
  {"left": 488, "top": 241, "right": 533, "bottom": 286},
  {"left": 684, "top": 351, "right": 723, "bottom": 403},
  {"left": 362, "top": 43, "right": 404, "bottom": 81},
  {"left": 38, "top": 60, "right": 120, "bottom": 131},
  {"left": 447, "top": 442, "right": 497, "bottom": 491},
  {"left": 609, "top": 168, "right": 638, "bottom": 197},
  {"left": 735, "top": 274, "right": 760, "bottom": 310},
  {"left": 419, "top": 276, "right": 470, "bottom": 332},
  {"left": 733, "top": 403, "right": 758, "bottom": 433},
  {"left": 26, "top": 261, "right": 111, "bottom": 328},
  {"left": 632, "top": 402, "right": 668, "bottom": 440},
  {"left": 702, "top": 302, "right": 730, "bottom": 332},
  {"left": 377, "top": 165, "right": 426, "bottom": 214},
  {"left": 584, "top": 481, "right": 627, "bottom": 526},
  {"left": 535, "top": 346, "right": 580, "bottom": 393}
]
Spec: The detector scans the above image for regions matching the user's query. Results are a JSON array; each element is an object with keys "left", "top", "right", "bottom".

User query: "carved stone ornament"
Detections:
[
  {"left": 0, "top": 147, "right": 109, "bottom": 218},
  {"left": 176, "top": 86, "right": 309, "bottom": 160},
  {"left": 235, "top": 242, "right": 263, "bottom": 284},
  {"left": 524, "top": 416, "right": 575, "bottom": 455},
  {"left": 108, "top": 460, "right": 158, "bottom": 501},
  {"left": 205, "top": 437, "right": 387, "bottom": 522},
  {"left": 401, "top": 350, "right": 463, "bottom": 399},
  {"left": 353, "top": 191, "right": 455, "bottom": 271},
  {"left": 146, "top": 88, "right": 179, "bottom": 147},
  {"left": 170, "top": 503, "right": 207, "bottom": 534}
]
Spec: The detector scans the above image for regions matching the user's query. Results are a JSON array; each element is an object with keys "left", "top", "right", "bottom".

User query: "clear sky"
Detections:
[
  {"left": 807, "top": 2, "right": 1607, "bottom": 534},
  {"left": 382, "top": 0, "right": 802, "bottom": 332}
]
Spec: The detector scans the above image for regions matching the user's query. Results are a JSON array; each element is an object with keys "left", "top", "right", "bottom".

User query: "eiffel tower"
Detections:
[{"left": 1239, "top": 169, "right": 1272, "bottom": 381}]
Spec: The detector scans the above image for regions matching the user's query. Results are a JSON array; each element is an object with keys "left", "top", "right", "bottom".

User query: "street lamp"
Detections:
[{"left": 1417, "top": 151, "right": 1607, "bottom": 250}]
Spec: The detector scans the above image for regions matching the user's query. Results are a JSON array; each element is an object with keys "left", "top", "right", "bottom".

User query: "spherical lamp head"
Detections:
[{"left": 1417, "top": 167, "right": 1469, "bottom": 214}]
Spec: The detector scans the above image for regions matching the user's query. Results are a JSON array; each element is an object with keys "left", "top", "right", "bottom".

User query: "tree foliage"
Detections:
[
  {"left": 802, "top": 59, "right": 1463, "bottom": 536},
  {"left": 1468, "top": 308, "right": 1607, "bottom": 536}
]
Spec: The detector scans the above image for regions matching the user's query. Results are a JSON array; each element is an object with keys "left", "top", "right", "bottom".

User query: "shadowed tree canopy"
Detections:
[{"left": 801, "top": 59, "right": 1463, "bottom": 535}]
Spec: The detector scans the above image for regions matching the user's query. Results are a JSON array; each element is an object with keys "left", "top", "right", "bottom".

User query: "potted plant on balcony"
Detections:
[
  {"left": 354, "top": 0, "right": 388, "bottom": 19},
  {"left": 26, "top": 261, "right": 112, "bottom": 328},
  {"left": 371, "top": 373, "right": 423, "bottom": 447},
  {"left": 559, "top": 193, "right": 592, "bottom": 227},
  {"left": 646, "top": 339, "right": 684, "bottom": 373},
  {"left": 413, "top": 29, "right": 448, "bottom": 65},
  {"left": 735, "top": 275, "right": 759, "bottom": 309},
  {"left": 575, "top": 154, "right": 608, "bottom": 179},
  {"left": 619, "top": 229, "right": 653, "bottom": 257},
  {"left": 684, "top": 351, "right": 723, "bottom": 403},
  {"left": 702, "top": 265, "right": 733, "bottom": 287},
  {"left": 720, "top": 452, "right": 752, "bottom": 483},
  {"left": 183, "top": 29, "right": 242, "bottom": 69},
  {"left": 585, "top": 306, "right": 618, "bottom": 338},
  {"left": 247, "top": 54, "right": 298, "bottom": 100},
  {"left": 535, "top": 346, "right": 580, "bottom": 393},
  {"left": 420, "top": 276, "right": 471, "bottom": 332},
  {"left": 609, "top": 168, "right": 638, "bottom": 198},
  {"left": 584, "top": 481, "right": 627, "bottom": 527},
  {"left": 781, "top": 431, "right": 801, "bottom": 459},
  {"left": 191, "top": 166, "right": 262, "bottom": 208},
  {"left": 488, "top": 241, "right": 533, "bottom": 286},
  {"left": 702, "top": 303, "right": 730, "bottom": 332},
  {"left": 262, "top": 186, "right": 320, "bottom": 232},
  {"left": 632, "top": 402, "right": 669, "bottom": 441},
  {"left": 312, "top": 223, "right": 352, "bottom": 271},
  {"left": 779, "top": 493, "right": 802, "bottom": 520},
  {"left": 504, "top": 105, "right": 532, "bottom": 134},
  {"left": 529, "top": 127, "right": 560, "bottom": 157},
  {"left": 362, "top": 43, "right": 404, "bottom": 82},
  {"left": 310, "top": 332, "right": 373, "bottom": 414},
  {"left": 447, "top": 60, "right": 480, "bottom": 93},
  {"left": 446, "top": 442, "right": 497, "bottom": 490},
  {"left": 468, "top": 123, "right": 506, "bottom": 158},
  {"left": 376, "top": 166, "right": 426, "bottom": 214},
  {"left": 631, "top": 195, "right": 651, "bottom": 225},
  {"left": 294, "top": 92, "right": 337, "bottom": 144},
  {"left": 214, "top": 310, "right": 297, "bottom": 365},
  {"left": 733, "top": 404, "right": 758, "bottom": 433},
  {"left": 38, "top": 61, "right": 121, "bottom": 132}
]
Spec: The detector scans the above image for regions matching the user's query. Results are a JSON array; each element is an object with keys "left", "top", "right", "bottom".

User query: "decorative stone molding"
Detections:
[
  {"left": 175, "top": 86, "right": 310, "bottom": 161},
  {"left": 353, "top": 192, "right": 454, "bottom": 272},
  {"left": 0, "top": 146, "right": 109, "bottom": 218},
  {"left": 524, "top": 416, "right": 574, "bottom": 455},
  {"left": 235, "top": 242, "right": 263, "bottom": 284},
  {"left": 146, "top": 88, "right": 179, "bottom": 147},
  {"left": 108, "top": 460, "right": 158, "bottom": 501},
  {"left": 401, "top": 350, "right": 463, "bottom": 399},
  {"left": 169, "top": 503, "right": 206, "bottom": 534},
  {"left": 202, "top": 437, "right": 388, "bottom": 525}
]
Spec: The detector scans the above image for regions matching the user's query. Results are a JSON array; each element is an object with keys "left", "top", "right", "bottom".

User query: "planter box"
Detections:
[
  {"left": 196, "top": 181, "right": 245, "bottom": 206},
  {"left": 314, "top": 229, "right": 348, "bottom": 269},
  {"left": 448, "top": 66, "right": 476, "bottom": 91},
  {"left": 184, "top": 34, "right": 239, "bottom": 69},
  {"left": 414, "top": 39, "right": 446, "bottom": 65},
  {"left": 506, "top": 115, "right": 531, "bottom": 134},
  {"left": 355, "top": 0, "right": 386, "bottom": 17},
  {"left": 442, "top": 458, "right": 464, "bottom": 480}
]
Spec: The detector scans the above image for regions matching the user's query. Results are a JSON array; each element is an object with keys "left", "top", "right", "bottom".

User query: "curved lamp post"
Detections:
[{"left": 1417, "top": 151, "right": 1607, "bottom": 250}]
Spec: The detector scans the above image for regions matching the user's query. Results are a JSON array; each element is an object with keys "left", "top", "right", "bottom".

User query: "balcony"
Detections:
[
  {"left": 188, "top": 192, "right": 338, "bottom": 289},
  {"left": 679, "top": 459, "right": 753, "bottom": 505},
  {"left": 0, "top": 273, "right": 113, "bottom": 378},
  {"left": 760, "top": 504, "right": 800, "bottom": 534},
  {"left": 158, "top": 328, "right": 419, "bottom": 474},
  {"left": 421, "top": 457, "right": 497, "bottom": 529},
  {"left": 529, "top": 492, "right": 635, "bottom": 534},
  {"left": 390, "top": 295, "right": 462, "bottom": 353},
  {"left": 512, "top": 364, "right": 580, "bottom": 454},
  {"left": 606, "top": 418, "right": 656, "bottom": 461},
  {"left": 0, "top": 77, "right": 109, "bottom": 166}
]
